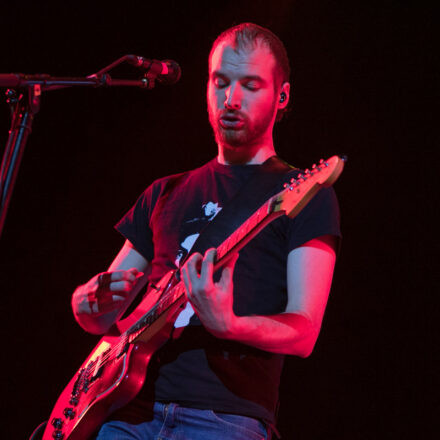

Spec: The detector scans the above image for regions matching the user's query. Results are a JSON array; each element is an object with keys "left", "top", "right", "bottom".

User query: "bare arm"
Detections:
[
  {"left": 72, "top": 240, "right": 151, "bottom": 334},
  {"left": 181, "top": 235, "right": 336, "bottom": 357}
]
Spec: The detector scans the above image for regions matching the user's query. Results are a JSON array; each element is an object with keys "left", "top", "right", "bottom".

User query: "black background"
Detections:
[{"left": 0, "top": 1, "right": 435, "bottom": 439}]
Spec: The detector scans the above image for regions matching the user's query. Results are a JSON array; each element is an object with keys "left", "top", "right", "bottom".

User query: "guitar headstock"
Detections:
[{"left": 272, "top": 155, "right": 345, "bottom": 218}]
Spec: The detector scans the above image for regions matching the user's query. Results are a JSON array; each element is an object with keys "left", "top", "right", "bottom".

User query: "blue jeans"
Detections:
[{"left": 96, "top": 402, "right": 269, "bottom": 439}]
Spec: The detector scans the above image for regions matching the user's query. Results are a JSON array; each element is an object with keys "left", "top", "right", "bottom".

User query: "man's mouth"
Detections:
[{"left": 219, "top": 114, "right": 245, "bottom": 129}]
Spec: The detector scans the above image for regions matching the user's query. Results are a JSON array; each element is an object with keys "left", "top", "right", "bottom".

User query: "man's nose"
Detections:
[{"left": 224, "top": 83, "right": 242, "bottom": 110}]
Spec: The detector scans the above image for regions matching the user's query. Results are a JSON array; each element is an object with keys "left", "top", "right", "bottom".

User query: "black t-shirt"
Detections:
[{"left": 115, "top": 157, "right": 341, "bottom": 424}]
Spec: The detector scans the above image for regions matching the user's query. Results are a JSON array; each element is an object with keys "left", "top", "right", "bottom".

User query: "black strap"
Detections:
[{"left": 184, "top": 155, "right": 297, "bottom": 261}]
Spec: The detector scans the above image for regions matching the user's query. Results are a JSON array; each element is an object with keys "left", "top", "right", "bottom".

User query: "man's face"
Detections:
[{"left": 207, "top": 40, "right": 280, "bottom": 148}]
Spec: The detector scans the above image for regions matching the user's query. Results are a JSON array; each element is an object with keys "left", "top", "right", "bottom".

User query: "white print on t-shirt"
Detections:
[
  {"left": 203, "top": 201, "right": 222, "bottom": 218},
  {"left": 174, "top": 201, "right": 222, "bottom": 267},
  {"left": 174, "top": 234, "right": 199, "bottom": 267},
  {"left": 174, "top": 201, "right": 222, "bottom": 328}
]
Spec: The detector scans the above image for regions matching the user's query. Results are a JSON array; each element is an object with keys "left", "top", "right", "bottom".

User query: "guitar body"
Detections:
[
  {"left": 41, "top": 155, "right": 345, "bottom": 440},
  {"left": 42, "top": 270, "right": 187, "bottom": 440}
]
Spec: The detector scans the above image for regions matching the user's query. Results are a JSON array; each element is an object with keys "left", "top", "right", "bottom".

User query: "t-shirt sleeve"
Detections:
[
  {"left": 114, "top": 185, "right": 155, "bottom": 262},
  {"left": 287, "top": 186, "right": 341, "bottom": 252}
]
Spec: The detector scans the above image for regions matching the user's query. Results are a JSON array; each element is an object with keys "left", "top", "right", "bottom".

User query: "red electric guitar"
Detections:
[{"left": 41, "top": 156, "right": 345, "bottom": 440}]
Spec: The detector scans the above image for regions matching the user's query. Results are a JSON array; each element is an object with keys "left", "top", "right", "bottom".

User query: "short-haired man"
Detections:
[{"left": 72, "top": 23, "right": 341, "bottom": 439}]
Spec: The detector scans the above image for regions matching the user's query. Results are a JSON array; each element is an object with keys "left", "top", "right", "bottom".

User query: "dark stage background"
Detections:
[{"left": 0, "top": 2, "right": 434, "bottom": 439}]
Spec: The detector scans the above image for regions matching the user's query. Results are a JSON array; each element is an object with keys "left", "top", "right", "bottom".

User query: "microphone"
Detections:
[{"left": 126, "top": 55, "right": 181, "bottom": 85}]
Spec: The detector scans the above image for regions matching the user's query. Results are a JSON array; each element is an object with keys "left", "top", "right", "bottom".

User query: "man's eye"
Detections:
[
  {"left": 245, "top": 82, "right": 259, "bottom": 90},
  {"left": 214, "top": 78, "right": 227, "bottom": 88}
]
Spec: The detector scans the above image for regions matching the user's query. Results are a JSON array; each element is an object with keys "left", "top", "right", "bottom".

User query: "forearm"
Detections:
[{"left": 225, "top": 312, "right": 319, "bottom": 357}]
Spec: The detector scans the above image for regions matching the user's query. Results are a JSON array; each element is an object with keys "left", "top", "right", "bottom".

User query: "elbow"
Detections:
[
  {"left": 291, "top": 342, "right": 314, "bottom": 358},
  {"left": 295, "top": 344, "right": 314, "bottom": 358},
  {"left": 290, "top": 327, "right": 320, "bottom": 358},
  {"left": 280, "top": 312, "right": 320, "bottom": 357}
]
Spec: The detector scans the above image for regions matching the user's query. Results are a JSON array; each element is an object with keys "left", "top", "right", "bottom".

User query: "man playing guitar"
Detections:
[{"left": 71, "top": 22, "right": 341, "bottom": 440}]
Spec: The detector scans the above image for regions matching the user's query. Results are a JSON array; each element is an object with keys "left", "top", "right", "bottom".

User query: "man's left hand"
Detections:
[{"left": 181, "top": 248, "right": 239, "bottom": 339}]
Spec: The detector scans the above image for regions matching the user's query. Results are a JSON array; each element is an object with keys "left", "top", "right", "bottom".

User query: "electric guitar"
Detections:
[{"left": 42, "top": 155, "right": 345, "bottom": 440}]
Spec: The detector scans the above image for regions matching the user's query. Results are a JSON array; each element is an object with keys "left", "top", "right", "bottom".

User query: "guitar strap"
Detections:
[{"left": 177, "top": 155, "right": 298, "bottom": 264}]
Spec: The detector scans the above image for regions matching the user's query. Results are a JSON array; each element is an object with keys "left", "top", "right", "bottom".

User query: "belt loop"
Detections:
[
  {"left": 162, "top": 403, "right": 168, "bottom": 420},
  {"left": 164, "top": 402, "right": 177, "bottom": 427}
]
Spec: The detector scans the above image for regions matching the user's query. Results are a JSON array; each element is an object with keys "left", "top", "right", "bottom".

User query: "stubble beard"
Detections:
[{"left": 208, "top": 102, "right": 277, "bottom": 150}]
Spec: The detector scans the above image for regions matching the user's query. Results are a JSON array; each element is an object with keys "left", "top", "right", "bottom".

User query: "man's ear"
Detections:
[{"left": 278, "top": 82, "right": 291, "bottom": 109}]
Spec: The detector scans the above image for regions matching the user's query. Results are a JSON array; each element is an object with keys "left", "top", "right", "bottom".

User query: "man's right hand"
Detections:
[
  {"left": 73, "top": 268, "right": 144, "bottom": 316},
  {"left": 72, "top": 268, "right": 146, "bottom": 334},
  {"left": 71, "top": 240, "right": 150, "bottom": 334}
]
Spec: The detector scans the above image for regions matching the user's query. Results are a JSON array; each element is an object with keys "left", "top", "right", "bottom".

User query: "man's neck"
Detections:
[{"left": 217, "top": 143, "right": 276, "bottom": 165}]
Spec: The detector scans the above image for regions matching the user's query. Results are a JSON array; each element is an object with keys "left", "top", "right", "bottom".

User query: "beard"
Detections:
[{"left": 208, "top": 101, "right": 277, "bottom": 149}]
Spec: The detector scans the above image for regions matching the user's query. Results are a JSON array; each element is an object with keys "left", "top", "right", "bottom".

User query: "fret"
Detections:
[
  {"left": 245, "top": 218, "right": 252, "bottom": 233},
  {"left": 244, "top": 218, "right": 250, "bottom": 235},
  {"left": 219, "top": 236, "right": 230, "bottom": 258}
]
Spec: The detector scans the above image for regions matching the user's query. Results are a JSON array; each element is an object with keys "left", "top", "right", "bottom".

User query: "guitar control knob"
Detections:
[
  {"left": 63, "top": 407, "right": 76, "bottom": 419},
  {"left": 69, "top": 396, "right": 79, "bottom": 406},
  {"left": 52, "top": 430, "right": 64, "bottom": 439},
  {"left": 51, "top": 418, "right": 63, "bottom": 429}
]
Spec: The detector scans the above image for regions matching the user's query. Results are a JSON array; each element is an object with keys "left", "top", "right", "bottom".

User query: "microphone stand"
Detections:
[{"left": 0, "top": 56, "right": 161, "bottom": 239}]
